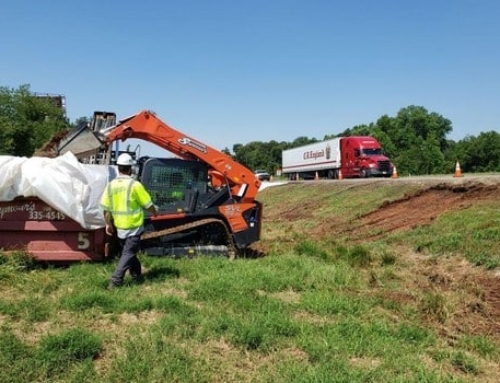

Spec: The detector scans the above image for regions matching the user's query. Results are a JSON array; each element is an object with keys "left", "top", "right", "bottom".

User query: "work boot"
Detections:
[
  {"left": 130, "top": 266, "right": 148, "bottom": 282},
  {"left": 107, "top": 281, "right": 119, "bottom": 290},
  {"left": 132, "top": 276, "right": 144, "bottom": 284},
  {"left": 130, "top": 272, "right": 145, "bottom": 283}
]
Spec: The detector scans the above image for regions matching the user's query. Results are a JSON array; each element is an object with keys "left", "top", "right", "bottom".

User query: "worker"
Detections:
[{"left": 100, "top": 153, "right": 158, "bottom": 289}]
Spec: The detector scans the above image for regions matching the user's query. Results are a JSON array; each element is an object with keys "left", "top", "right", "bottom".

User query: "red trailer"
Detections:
[{"left": 0, "top": 197, "right": 109, "bottom": 262}]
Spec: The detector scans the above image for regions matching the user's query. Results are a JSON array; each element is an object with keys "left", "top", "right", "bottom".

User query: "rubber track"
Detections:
[{"left": 140, "top": 218, "right": 237, "bottom": 259}]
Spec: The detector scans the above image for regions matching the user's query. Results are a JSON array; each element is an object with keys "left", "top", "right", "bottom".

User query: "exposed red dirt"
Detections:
[
  {"left": 288, "top": 181, "right": 500, "bottom": 242},
  {"left": 258, "top": 179, "right": 500, "bottom": 342},
  {"left": 357, "top": 182, "right": 500, "bottom": 241}
]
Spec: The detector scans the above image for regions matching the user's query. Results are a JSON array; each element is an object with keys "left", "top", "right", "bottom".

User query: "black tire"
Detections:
[{"left": 360, "top": 168, "right": 369, "bottom": 178}]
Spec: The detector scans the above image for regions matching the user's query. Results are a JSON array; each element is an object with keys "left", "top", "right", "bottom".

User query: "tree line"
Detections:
[
  {"left": 1, "top": 84, "right": 499, "bottom": 176},
  {"left": 230, "top": 108, "right": 499, "bottom": 176}
]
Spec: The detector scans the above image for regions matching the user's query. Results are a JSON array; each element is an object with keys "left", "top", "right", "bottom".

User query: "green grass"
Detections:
[
  {"left": 393, "top": 201, "right": 500, "bottom": 268},
  {"left": 1, "top": 181, "right": 500, "bottom": 382}
]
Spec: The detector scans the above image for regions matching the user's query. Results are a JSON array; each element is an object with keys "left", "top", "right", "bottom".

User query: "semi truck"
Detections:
[{"left": 282, "top": 136, "right": 394, "bottom": 180}]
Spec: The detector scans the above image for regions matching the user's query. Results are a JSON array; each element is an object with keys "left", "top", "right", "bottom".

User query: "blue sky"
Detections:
[{"left": 1, "top": 0, "right": 499, "bottom": 157}]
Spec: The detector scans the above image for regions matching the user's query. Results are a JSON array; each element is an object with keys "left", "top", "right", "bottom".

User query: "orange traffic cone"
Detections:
[
  {"left": 454, "top": 161, "right": 463, "bottom": 177},
  {"left": 338, "top": 169, "right": 343, "bottom": 180},
  {"left": 295, "top": 173, "right": 299, "bottom": 181},
  {"left": 314, "top": 171, "right": 319, "bottom": 181},
  {"left": 392, "top": 166, "right": 398, "bottom": 179}
]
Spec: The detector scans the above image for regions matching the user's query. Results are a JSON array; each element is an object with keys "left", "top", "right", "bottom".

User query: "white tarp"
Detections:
[{"left": 0, "top": 152, "right": 116, "bottom": 229}]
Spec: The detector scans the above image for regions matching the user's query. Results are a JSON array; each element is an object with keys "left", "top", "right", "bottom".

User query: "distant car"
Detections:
[{"left": 254, "top": 169, "right": 271, "bottom": 181}]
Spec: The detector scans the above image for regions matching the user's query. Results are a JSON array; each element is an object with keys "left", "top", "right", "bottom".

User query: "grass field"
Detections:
[{"left": 1, "top": 179, "right": 500, "bottom": 382}]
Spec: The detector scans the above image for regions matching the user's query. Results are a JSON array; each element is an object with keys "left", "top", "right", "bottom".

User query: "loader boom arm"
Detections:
[{"left": 102, "top": 110, "right": 261, "bottom": 203}]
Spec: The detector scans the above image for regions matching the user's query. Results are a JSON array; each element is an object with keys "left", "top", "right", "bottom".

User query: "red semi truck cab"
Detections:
[{"left": 340, "top": 136, "right": 393, "bottom": 178}]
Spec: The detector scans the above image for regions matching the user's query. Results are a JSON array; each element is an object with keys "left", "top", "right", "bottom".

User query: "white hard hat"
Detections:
[{"left": 116, "top": 153, "right": 135, "bottom": 166}]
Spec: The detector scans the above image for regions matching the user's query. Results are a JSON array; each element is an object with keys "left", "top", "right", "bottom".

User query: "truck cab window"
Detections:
[{"left": 362, "top": 148, "right": 382, "bottom": 156}]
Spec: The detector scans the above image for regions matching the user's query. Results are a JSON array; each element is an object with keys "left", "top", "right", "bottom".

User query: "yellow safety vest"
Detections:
[{"left": 100, "top": 176, "right": 153, "bottom": 230}]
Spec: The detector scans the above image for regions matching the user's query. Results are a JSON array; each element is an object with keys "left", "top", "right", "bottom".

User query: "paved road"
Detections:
[{"left": 259, "top": 174, "right": 500, "bottom": 191}]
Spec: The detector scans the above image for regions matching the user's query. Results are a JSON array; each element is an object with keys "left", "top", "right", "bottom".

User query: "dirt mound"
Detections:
[{"left": 357, "top": 181, "right": 500, "bottom": 241}]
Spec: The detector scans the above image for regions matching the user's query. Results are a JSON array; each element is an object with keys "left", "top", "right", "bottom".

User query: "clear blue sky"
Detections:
[{"left": 2, "top": 0, "right": 499, "bottom": 157}]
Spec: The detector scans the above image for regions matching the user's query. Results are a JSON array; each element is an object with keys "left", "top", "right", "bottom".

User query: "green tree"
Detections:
[
  {"left": 375, "top": 106, "right": 453, "bottom": 175},
  {"left": 232, "top": 140, "right": 288, "bottom": 174},
  {"left": 459, "top": 131, "right": 500, "bottom": 172},
  {"left": 288, "top": 136, "right": 318, "bottom": 149},
  {"left": 0, "top": 84, "right": 67, "bottom": 156},
  {"left": 422, "top": 132, "right": 446, "bottom": 174},
  {"left": 335, "top": 123, "right": 374, "bottom": 138},
  {"left": 389, "top": 106, "right": 452, "bottom": 151}
]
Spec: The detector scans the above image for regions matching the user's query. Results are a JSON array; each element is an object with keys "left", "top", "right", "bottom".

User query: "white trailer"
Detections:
[{"left": 282, "top": 139, "right": 341, "bottom": 179}]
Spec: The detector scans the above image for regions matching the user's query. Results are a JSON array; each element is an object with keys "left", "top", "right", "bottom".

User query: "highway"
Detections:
[{"left": 259, "top": 174, "right": 500, "bottom": 191}]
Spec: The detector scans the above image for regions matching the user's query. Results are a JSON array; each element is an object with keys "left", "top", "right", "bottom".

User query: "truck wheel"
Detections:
[
  {"left": 327, "top": 170, "right": 336, "bottom": 179},
  {"left": 360, "top": 168, "right": 369, "bottom": 178}
]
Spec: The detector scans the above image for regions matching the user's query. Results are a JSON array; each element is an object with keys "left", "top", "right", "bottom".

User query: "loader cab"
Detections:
[{"left": 138, "top": 157, "right": 214, "bottom": 214}]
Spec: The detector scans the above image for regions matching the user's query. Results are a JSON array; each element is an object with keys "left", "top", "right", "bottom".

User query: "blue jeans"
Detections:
[{"left": 110, "top": 235, "right": 142, "bottom": 286}]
